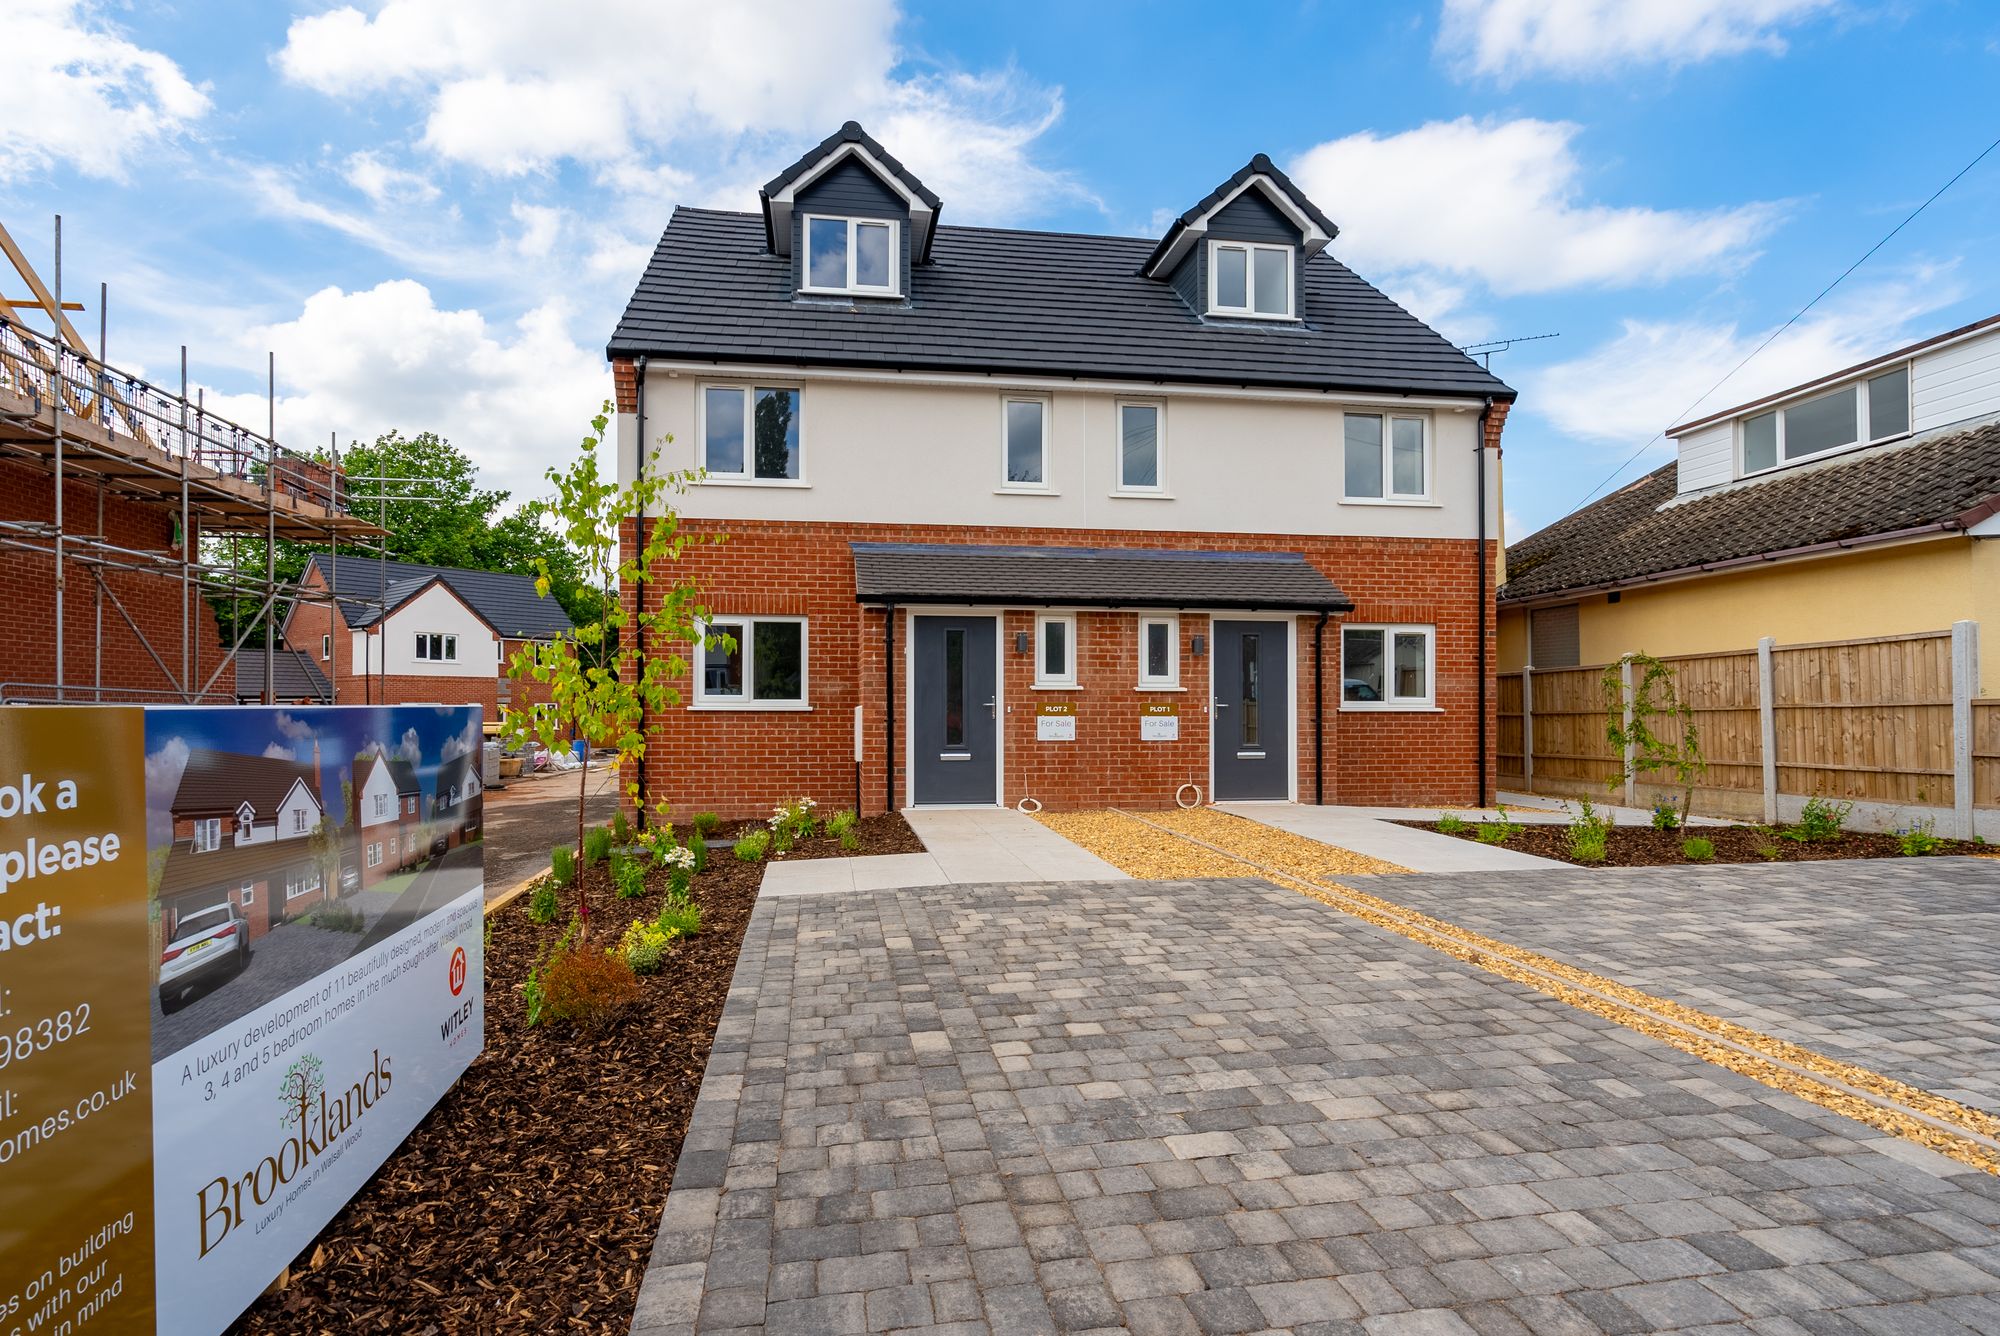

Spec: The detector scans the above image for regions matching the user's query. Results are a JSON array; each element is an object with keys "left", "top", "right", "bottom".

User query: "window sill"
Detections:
[
  {"left": 1339, "top": 497, "right": 1440, "bottom": 508},
  {"left": 798, "top": 285, "right": 902, "bottom": 300},
  {"left": 1136, "top": 683, "right": 1185, "bottom": 692},
  {"left": 1206, "top": 309, "right": 1300, "bottom": 323},
  {"left": 1110, "top": 489, "right": 1173, "bottom": 500},
  {"left": 995, "top": 486, "right": 1059, "bottom": 496},
  {"left": 698, "top": 477, "right": 811, "bottom": 489},
  {"left": 688, "top": 701, "right": 813, "bottom": 712},
  {"left": 1030, "top": 682, "right": 1080, "bottom": 691},
  {"left": 1339, "top": 703, "right": 1443, "bottom": 713}
]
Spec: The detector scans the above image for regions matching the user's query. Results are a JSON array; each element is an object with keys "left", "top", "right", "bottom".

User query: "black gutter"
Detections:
[
  {"left": 1312, "top": 612, "right": 1328, "bottom": 806},
  {"left": 883, "top": 605, "right": 897, "bottom": 814},
  {"left": 1475, "top": 395, "right": 1494, "bottom": 808},
  {"left": 632, "top": 357, "right": 650, "bottom": 826}
]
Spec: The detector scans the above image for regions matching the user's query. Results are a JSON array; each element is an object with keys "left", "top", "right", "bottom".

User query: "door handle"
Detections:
[
  {"left": 1213, "top": 701, "right": 1228, "bottom": 708},
  {"left": 985, "top": 697, "right": 996, "bottom": 716}
]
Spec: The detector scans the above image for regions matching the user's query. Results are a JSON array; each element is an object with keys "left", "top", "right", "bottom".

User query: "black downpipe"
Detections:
[
  {"left": 1312, "top": 612, "right": 1328, "bottom": 805},
  {"left": 884, "top": 605, "right": 897, "bottom": 813},
  {"left": 1474, "top": 395, "right": 1494, "bottom": 808},
  {"left": 633, "top": 357, "right": 649, "bottom": 826}
]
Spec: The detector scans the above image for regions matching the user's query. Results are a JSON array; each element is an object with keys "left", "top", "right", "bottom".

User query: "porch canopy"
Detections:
[{"left": 850, "top": 541, "right": 1351, "bottom": 611}]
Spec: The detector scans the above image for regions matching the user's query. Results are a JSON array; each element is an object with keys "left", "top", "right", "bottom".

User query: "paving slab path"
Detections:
[
  {"left": 1355, "top": 859, "right": 2000, "bottom": 1119},
  {"left": 631, "top": 875, "right": 2000, "bottom": 1335},
  {"left": 763, "top": 809, "right": 1127, "bottom": 896}
]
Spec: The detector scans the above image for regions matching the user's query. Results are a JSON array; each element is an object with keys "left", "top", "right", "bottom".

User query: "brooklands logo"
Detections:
[{"left": 195, "top": 1049, "right": 393, "bottom": 1257}]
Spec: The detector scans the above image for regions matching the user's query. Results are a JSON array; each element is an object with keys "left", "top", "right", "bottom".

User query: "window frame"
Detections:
[
  {"left": 367, "top": 841, "right": 382, "bottom": 868},
  {"left": 1206, "top": 240, "right": 1296, "bottom": 320},
  {"left": 1737, "top": 361, "right": 1913, "bottom": 479},
  {"left": 1340, "top": 623, "right": 1437, "bottom": 711},
  {"left": 692, "top": 615, "right": 810, "bottom": 711},
  {"left": 798, "top": 213, "right": 901, "bottom": 297},
  {"left": 998, "top": 394, "right": 1054, "bottom": 493},
  {"left": 415, "top": 632, "right": 457, "bottom": 663},
  {"left": 1137, "top": 615, "right": 1180, "bottom": 690},
  {"left": 321, "top": 633, "right": 331, "bottom": 661},
  {"left": 1341, "top": 411, "right": 1433, "bottom": 503},
  {"left": 1034, "top": 612, "right": 1078, "bottom": 689},
  {"left": 194, "top": 816, "right": 220, "bottom": 852},
  {"left": 1113, "top": 400, "right": 1168, "bottom": 496},
  {"left": 241, "top": 880, "right": 256, "bottom": 908},
  {"left": 696, "top": 382, "right": 807, "bottom": 486}
]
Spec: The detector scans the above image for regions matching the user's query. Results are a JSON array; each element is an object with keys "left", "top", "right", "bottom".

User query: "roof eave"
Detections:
[{"left": 854, "top": 591, "right": 1353, "bottom": 613}]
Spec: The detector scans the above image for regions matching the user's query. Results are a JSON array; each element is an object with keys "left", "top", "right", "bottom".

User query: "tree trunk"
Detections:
[{"left": 575, "top": 735, "right": 590, "bottom": 934}]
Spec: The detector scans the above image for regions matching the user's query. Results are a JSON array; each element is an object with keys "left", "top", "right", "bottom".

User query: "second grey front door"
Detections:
[
  {"left": 1211, "top": 619, "right": 1289, "bottom": 800},
  {"left": 912, "top": 615, "right": 998, "bottom": 805}
]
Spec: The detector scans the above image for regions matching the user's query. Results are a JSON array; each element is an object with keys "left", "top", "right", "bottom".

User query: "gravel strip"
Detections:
[{"left": 1037, "top": 805, "right": 1408, "bottom": 880}]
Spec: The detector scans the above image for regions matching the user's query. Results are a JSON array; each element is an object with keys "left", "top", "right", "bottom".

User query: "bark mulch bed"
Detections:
[
  {"left": 714, "top": 811, "right": 926, "bottom": 860},
  {"left": 1403, "top": 819, "right": 1992, "bottom": 868},
  {"left": 232, "top": 811, "right": 921, "bottom": 1335}
]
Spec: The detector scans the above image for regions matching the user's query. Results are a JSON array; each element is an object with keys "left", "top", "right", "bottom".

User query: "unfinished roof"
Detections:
[
  {"left": 306, "top": 555, "right": 574, "bottom": 640},
  {"left": 233, "top": 648, "right": 332, "bottom": 703},
  {"left": 1501, "top": 416, "right": 2000, "bottom": 603},
  {"left": 171, "top": 747, "right": 321, "bottom": 818},
  {"left": 609, "top": 208, "right": 1512, "bottom": 400},
  {"left": 851, "top": 542, "right": 1352, "bottom": 611}
]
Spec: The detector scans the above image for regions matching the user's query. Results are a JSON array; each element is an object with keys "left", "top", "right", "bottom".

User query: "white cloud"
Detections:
[
  {"left": 439, "top": 716, "right": 480, "bottom": 762},
  {"left": 343, "top": 150, "right": 441, "bottom": 205},
  {"left": 1530, "top": 268, "right": 1962, "bottom": 447},
  {"left": 145, "top": 735, "right": 190, "bottom": 845},
  {"left": 200, "top": 279, "right": 606, "bottom": 505},
  {"left": 1438, "top": 0, "right": 1836, "bottom": 82},
  {"left": 263, "top": 741, "right": 298, "bottom": 761},
  {"left": 1290, "top": 118, "right": 1782, "bottom": 297},
  {"left": 0, "top": 0, "right": 211, "bottom": 181},
  {"left": 360, "top": 729, "right": 424, "bottom": 767},
  {"left": 273, "top": 711, "right": 315, "bottom": 742}
]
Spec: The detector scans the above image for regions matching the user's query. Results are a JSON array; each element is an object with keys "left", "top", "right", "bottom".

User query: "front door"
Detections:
[
  {"left": 1211, "top": 619, "right": 1289, "bottom": 800},
  {"left": 912, "top": 615, "right": 998, "bottom": 805}
]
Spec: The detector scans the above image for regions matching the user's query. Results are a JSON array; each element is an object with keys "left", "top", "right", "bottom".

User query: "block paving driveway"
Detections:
[{"left": 633, "top": 867, "right": 2000, "bottom": 1334}]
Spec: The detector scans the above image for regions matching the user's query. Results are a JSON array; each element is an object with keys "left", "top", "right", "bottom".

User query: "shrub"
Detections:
[
  {"left": 636, "top": 822, "right": 676, "bottom": 867},
  {"left": 769, "top": 796, "right": 819, "bottom": 845},
  {"left": 521, "top": 916, "right": 580, "bottom": 1025},
  {"left": 1474, "top": 820, "right": 1515, "bottom": 846},
  {"left": 1786, "top": 796, "right": 1852, "bottom": 843},
  {"left": 1756, "top": 842, "right": 1784, "bottom": 861},
  {"left": 1435, "top": 813, "right": 1469, "bottom": 835},
  {"left": 550, "top": 845, "right": 575, "bottom": 888},
  {"left": 1682, "top": 836, "right": 1716, "bottom": 862},
  {"left": 583, "top": 825, "right": 614, "bottom": 868},
  {"left": 661, "top": 844, "right": 696, "bottom": 899},
  {"left": 538, "top": 946, "right": 640, "bottom": 1027},
  {"left": 311, "top": 902, "right": 367, "bottom": 933},
  {"left": 693, "top": 811, "right": 722, "bottom": 837},
  {"left": 1897, "top": 818, "right": 1946, "bottom": 856},
  {"left": 613, "top": 853, "right": 648, "bottom": 900},
  {"left": 688, "top": 831, "right": 709, "bottom": 873},
  {"left": 612, "top": 810, "right": 631, "bottom": 844},
  {"left": 526, "top": 877, "right": 560, "bottom": 924},
  {"left": 1650, "top": 798, "right": 1681, "bottom": 832},
  {"left": 1567, "top": 797, "right": 1610, "bottom": 864},
  {"left": 734, "top": 828, "right": 771, "bottom": 862},
  {"left": 828, "top": 808, "right": 860, "bottom": 850},
  {"left": 657, "top": 898, "right": 703, "bottom": 938},
  {"left": 618, "top": 918, "right": 674, "bottom": 974}
]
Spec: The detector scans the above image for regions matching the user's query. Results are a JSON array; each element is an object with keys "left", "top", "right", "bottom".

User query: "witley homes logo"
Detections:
[
  {"left": 440, "top": 945, "right": 474, "bottom": 1048},
  {"left": 195, "top": 1049, "right": 393, "bottom": 1257}
]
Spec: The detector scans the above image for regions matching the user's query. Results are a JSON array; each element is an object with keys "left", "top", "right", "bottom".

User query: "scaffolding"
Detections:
[{"left": 0, "top": 215, "right": 398, "bottom": 705}]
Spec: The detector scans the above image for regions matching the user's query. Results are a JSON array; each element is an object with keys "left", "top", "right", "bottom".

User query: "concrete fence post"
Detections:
[
  {"left": 1521, "top": 664, "right": 1535, "bottom": 794},
  {"left": 1757, "top": 636, "right": 1778, "bottom": 825},
  {"left": 1620, "top": 656, "right": 1637, "bottom": 809},
  {"left": 1952, "top": 619, "right": 1979, "bottom": 839}
]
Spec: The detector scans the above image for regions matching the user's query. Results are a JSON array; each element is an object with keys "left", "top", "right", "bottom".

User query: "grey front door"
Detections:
[
  {"left": 1212, "top": 619, "right": 1289, "bottom": 800},
  {"left": 912, "top": 615, "right": 998, "bottom": 805}
]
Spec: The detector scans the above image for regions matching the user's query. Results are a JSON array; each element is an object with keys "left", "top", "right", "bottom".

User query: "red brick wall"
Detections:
[
  {"left": 624, "top": 518, "right": 1496, "bottom": 819},
  {"left": 0, "top": 459, "right": 230, "bottom": 701},
  {"left": 613, "top": 358, "right": 638, "bottom": 414}
]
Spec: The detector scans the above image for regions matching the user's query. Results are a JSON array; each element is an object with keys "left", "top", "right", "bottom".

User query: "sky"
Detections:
[{"left": 4, "top": 0, "right": 1998, "bottom": 539}]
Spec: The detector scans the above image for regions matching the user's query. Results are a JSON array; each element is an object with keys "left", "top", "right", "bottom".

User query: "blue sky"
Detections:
[{"left": 5, "top": 1, "right": 1998, "bottom": 537}]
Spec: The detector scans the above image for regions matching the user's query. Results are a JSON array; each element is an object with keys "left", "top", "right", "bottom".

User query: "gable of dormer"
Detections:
[
  {"left": 760, "top": 121, "right": 940, "bottom": 300},
  {"left": 1145, "top": 155, "right": 1337, "bottom": 322}
]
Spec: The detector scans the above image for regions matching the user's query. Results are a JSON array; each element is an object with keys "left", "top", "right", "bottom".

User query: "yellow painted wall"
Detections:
[{"left": 1498, "top": 536, "right": 2000, "bottom": 693}]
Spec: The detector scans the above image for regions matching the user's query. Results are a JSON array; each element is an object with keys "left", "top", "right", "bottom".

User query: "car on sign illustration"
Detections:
[{"left": 160, "top": 902, "right": 251, "bottom": 1012}]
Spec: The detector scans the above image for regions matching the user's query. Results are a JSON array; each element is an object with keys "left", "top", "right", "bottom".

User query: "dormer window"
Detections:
[
  {"left": 1741, "top": 364, "right": 1910, "bottom": 476},
  {"left": 1208, "top": 241, "right": 1292, "bottom": 319},
  {"left": 803, "top": 215, "right": 898, "bottom": 296}
]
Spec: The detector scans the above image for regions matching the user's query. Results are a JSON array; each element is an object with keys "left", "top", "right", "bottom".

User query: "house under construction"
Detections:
[{"left": 0, "top": 217, "right": 391, "bottom": 705}]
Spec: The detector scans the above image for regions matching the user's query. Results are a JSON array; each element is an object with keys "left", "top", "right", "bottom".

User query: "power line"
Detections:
[{"left": 1572, "top": 130, "right": 2000, "bottom": 511}]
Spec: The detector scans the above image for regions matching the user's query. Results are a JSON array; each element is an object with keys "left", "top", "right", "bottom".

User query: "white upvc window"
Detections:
[
  {"left": 415, "top": 632, "right": 456, "bottom": 662},
  {"left": 1740, "top": 364, "right": 1910, "bottom": 477},
  {"left": 1115, "top": 401, "right": 1167, "bottom": 494},
  {"left": 1341, "top": 624, "right": 1435, "bottom": 710},
  {"left": 235, "top": 805, "right": 253, "bottom": 842},
  {"left": 801, "top": 214, "right": 899, "bottom": 295},
  {"left": 1000, "top": 395, "right": 1052, "bottom": 491},
  {"left": 1343, "top": 412, "right": 1430, "bottom": 501},
  {"left": 699, "top": 384, "right": 803, "bottom": 482},
  {"left": 367, "top": 841, "right": 382, "bottom": 867},
  {"left": 240, "top": 880, "right": 256, "bottom": 908},
  {"left": 695, "top": 616, "right": 808, "bottom": 709},
  {"left": 321, "top": 633, "right": 331, "bottom": 661},
  {"left": 1035, "top": 613, "right": 1078, "bottom": 689},
  {"left": 285, "top": 865, "right": 321, "bottom": 901},
  {"left": 1208, "top": 240, "right": 1294, "bottom": 319},
  {"left": 1137, "top": 615, "right": 1179, "bottom": 689},
  {"left": 194, "top": 817, "right": 221, "bottom": 852}
]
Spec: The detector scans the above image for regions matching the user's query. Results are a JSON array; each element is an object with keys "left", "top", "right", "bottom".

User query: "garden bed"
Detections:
[
  {"left": 1404, "top": 819, "right": 1990, "bottom": 868},
  {"left": 708, "top": 810, "right": 926, "bottom": 860},
  {"left": 232, "top": 810, "right": 921, "bottom": 1334}
]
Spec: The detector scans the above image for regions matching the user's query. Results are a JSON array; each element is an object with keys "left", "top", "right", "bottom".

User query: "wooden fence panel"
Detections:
[
  {"left": 1497, "top": 672, "right": 1524, "bottom": 783},
  {"left": 1522, "top": 665, "right": 1620, "bottom": 798},
  {"left": 1658, "top": 649, "right": 1762, "bottom": 797},
  {"left": 1769, "top": 632, "right": 1954, "bottom": 807},
  {"left": 1976, "top": 699, "right": 2000, "bottom": 809}
]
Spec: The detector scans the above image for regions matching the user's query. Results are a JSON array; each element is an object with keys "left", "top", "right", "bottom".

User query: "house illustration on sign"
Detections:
[
  {"left": 350, "top": 751, "right": 424, "bottom": 887},
  {"left": 430, "top": 750, "right": 483, "bottom": 848},
  {"left": 157, "top": 746, "right": 333, "bottom": 944}
]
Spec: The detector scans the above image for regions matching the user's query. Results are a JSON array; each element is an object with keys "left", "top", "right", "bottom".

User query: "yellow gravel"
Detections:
[{"left": 1037, "top": 805, "right": 2000, "bottom": 1177}]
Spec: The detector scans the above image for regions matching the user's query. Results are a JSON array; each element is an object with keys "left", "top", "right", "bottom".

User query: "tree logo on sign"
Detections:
[{"left": 277, "top": 1053, "right": 326, "bottom": 1131}]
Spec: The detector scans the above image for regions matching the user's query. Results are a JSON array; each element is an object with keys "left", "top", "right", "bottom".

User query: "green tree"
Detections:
[
  {"left": 1603, "top": 652, "right": 1708, "bottom": 827},
  {"left": 501, "top": 403, "right": 721, "bottom": 935}
]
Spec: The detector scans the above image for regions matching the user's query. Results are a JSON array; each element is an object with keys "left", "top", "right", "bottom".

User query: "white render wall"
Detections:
[
  {"left": 617, "top": 368, "right": 1499, "bottom": 539},
  {"left": 378, "top": 584, "right": 498, "bottom": 676}
]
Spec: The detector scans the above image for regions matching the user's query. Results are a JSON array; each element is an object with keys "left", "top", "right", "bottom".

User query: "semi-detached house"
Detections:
[{"left": 610, "top": 122, "right": 1514, "bottom": 818}]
